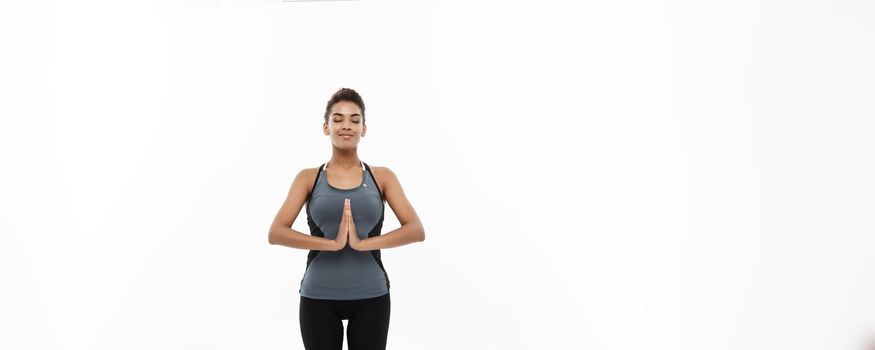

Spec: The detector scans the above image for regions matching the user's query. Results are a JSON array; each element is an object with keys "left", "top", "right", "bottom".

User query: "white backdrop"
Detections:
[{"left": 2, "top": 0, "right": 874, "bottom": 349}]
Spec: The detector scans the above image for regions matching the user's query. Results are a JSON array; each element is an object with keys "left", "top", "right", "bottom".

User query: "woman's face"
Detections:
[{"left": 324, "top": 100, "right": 366, "bottom": 149}]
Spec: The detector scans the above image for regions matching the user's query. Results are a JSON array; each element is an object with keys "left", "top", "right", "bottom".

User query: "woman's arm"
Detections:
[
  {"left": 270, "top": 226, "right": 342, "bottom": 251},
  {"left": 349, "top": 166, "right": 425, "bottom": 251},
  {"left": 268, "top": 168, "right": 343, "bottom": 251},
  {"left": 350, "top": 222, "right": 424, "bottom": 251}
]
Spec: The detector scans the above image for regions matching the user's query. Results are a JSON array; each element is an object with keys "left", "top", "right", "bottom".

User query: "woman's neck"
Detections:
[{"left": 328, "top": 148, "right": 361, "bottom": 170}]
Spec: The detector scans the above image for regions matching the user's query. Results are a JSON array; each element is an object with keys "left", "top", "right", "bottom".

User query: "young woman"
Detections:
[{"left": 268, "top": 88, "right": 425, "bottom": 350}]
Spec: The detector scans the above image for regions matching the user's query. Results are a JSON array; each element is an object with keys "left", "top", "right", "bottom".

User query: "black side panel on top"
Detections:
[
  {"left": 363, "top": 162, "right": 390, "bottom": 290},
  {"left": 304, "top": 163, "right": 326, "bottom": 269}
]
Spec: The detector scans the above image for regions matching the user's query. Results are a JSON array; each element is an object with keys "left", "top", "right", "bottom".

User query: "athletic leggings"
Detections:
[{"left": 299, "top": 292, "right": 391, "bottom": 350}]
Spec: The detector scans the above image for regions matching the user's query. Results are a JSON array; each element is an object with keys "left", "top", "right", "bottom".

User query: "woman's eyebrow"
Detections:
[{"left": 331, "top": 113, "right": 361, "bottom": 117}]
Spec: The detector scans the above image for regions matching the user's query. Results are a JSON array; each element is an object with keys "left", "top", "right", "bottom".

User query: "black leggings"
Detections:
[{"left": 299, "top": 292, "right": 391, "bottom": 350}]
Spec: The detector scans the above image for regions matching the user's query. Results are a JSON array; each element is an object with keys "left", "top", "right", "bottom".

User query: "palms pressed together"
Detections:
[{"left": 334, "top": 198, "right": 363, "bottom": 251}]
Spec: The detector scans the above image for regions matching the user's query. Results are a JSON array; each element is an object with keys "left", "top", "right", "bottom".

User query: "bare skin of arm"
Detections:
[
  {"left": 347, "top": 166, "right": 425, "bottom": 251},
  {"left": 268, "top": 168, "right": 348, "bottom": 251}
]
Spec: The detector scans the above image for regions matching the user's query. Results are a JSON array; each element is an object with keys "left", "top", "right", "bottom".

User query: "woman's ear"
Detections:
[{"left": 323, "top": 122, "right": 329, "bottom": 135}]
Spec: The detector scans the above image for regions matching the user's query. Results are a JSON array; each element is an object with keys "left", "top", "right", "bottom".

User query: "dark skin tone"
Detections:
[{"left": 268, "top": 100, "right": 425, "bottom": 251}]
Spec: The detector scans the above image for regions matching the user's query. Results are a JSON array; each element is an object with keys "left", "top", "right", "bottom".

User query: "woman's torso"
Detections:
[{"left": 298, "top": 161, "right": 390, "bottom": 300}]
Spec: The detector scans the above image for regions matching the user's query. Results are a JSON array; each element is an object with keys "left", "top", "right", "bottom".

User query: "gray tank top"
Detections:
[{"left": 298, "top": 161, "right": 390, "bottom": 300}]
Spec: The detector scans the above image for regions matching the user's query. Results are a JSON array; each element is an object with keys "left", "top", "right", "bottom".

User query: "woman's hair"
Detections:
[{"left": 324, "top": 88, "right": 366, "bottom": 124}]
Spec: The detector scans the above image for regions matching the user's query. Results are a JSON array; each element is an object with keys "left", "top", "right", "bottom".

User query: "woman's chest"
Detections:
[{"left": 309, "top": 188, "right": 383, "bottom": 228}]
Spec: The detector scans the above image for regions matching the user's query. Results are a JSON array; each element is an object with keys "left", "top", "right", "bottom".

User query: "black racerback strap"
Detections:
[{"left": 305, "top": 163, "right": 326, "bottom": 216}]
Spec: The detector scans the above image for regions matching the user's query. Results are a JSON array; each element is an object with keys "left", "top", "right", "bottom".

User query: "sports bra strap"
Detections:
[{"left": 323, "top": 160, "right": 365, "bottom": 172}]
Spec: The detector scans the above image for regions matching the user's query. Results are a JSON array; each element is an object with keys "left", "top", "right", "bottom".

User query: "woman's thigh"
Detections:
[
  {"left": 346, "top": 293, "right": 391, "bottom": 350},
  {"left": 299, "top": 296, "right": 344, "bottom": 350}
]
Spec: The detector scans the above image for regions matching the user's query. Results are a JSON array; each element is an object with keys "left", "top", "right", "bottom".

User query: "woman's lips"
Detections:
[{"left": 341, "top": 135, "right": 353, "bottom": 139}]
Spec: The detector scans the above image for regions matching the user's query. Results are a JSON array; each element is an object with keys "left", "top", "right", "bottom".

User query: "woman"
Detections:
[{"left": 268, "top": 88, "right": 426, "bottom": 350}]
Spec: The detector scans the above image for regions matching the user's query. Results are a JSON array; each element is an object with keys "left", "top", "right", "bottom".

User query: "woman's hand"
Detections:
[
  {"left": 347, "top": 199, "right": 362, "bottom": 251},
  {"left": 332, "top": 198, "right": 351, "bottom": 251}
]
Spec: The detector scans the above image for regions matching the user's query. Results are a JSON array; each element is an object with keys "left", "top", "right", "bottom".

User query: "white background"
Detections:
[{"left": 2, "top": 0, "right": 874, "bottom": 349}]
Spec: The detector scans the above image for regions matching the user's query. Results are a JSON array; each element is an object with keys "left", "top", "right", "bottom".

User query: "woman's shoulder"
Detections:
[
  {"left": 294, "top": 166, "right": 321, "bottom": 193},
  {"left": 298, "top": 166, "right": 321, "bottom": 178},
  {"left": 366, "top": 164, "right": 399, "bottom": 188},
  {"left": 366, "top": 164, "right": 390, "bottom": 177}
]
